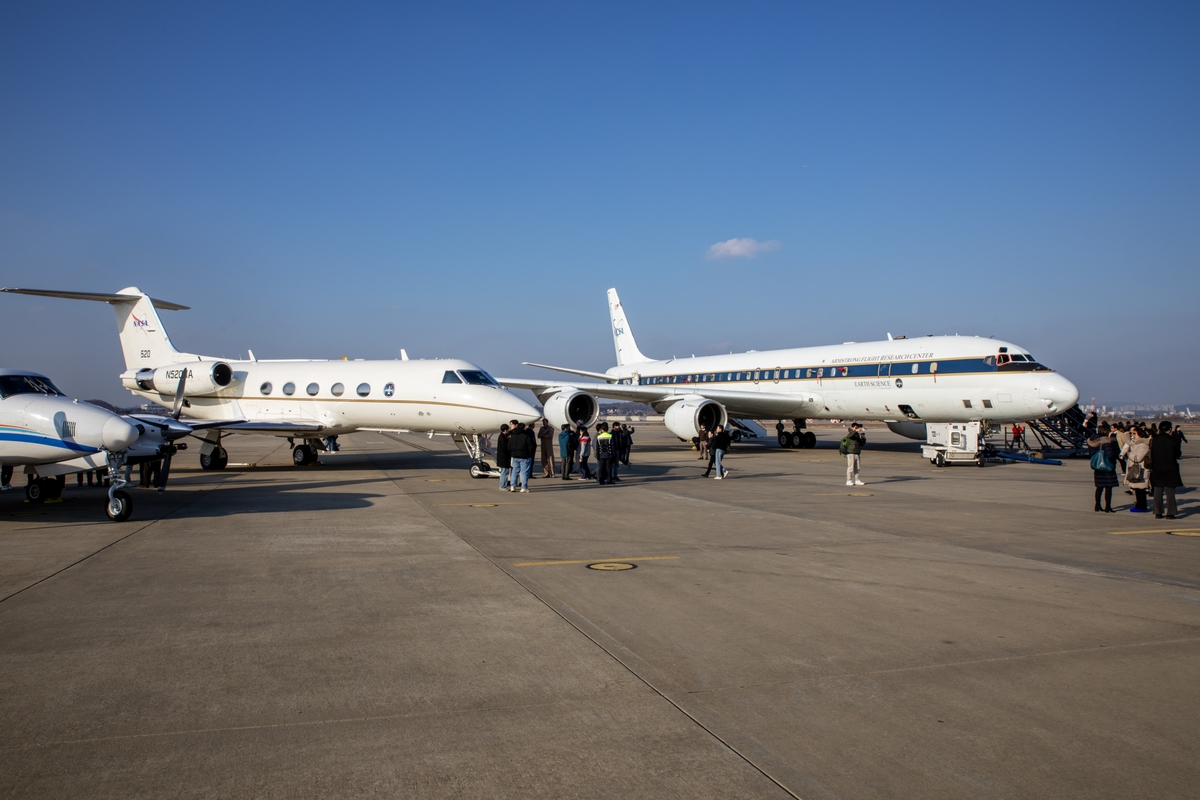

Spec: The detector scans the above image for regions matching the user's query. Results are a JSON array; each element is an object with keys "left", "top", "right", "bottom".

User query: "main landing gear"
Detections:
[
  {"left": 24, "top": 475, "right": 65, "bottom": 503},
  {"left": 291, "top": 438, "right": 325, "bottom": 466},
  {"left": 777, "top": 420, "right": 816, "bottom": 449},
  {"left": 199, "top": 447, "right": 229, "bottom": 470}
]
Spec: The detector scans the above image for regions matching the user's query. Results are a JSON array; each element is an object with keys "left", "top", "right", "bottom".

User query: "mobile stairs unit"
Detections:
[{"left": 1025, "top": 404, "right": 1089, "bottom": 457}]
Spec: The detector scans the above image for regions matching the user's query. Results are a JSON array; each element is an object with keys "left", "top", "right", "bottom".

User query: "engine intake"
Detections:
[
  {"left": 541, "top": 389, "right": 599, "bottom": 429},
  {"left": 136, "top": 361, "right": 235, "bottom": 397},
  {"left": 662, "top": 396, "right": 727, "bottom": 441}
]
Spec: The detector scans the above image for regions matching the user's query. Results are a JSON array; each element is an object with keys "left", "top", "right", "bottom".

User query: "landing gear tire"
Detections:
[
  {"left": 46, "top": 476, "right": 64, "bottom": 500},
  {"left": 200, "top": 447, "right": 229, "bottom": 470},
  {"left": 106, "top": 490, "right": 133, "bottom": 522},
  {"left": 778, "top": 432, "right": 793, "bottom": 448},
  {"left": 803, "top": 431, "right": 816, "bottom": 449},
  {"left": 469, "top": 462, "right": 489, "bottom": 479},
  {"left": 25, "top": 479, "right": 46, "bottom": 503},
  {"left": 292, "top": 445, "right": 314, "bottom": 466}
]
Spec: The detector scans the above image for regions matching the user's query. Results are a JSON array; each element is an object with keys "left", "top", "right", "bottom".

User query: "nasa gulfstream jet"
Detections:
[
  {"left": 1, "top": 288, "right": 539, "bottom": 474},
  {"left": 499, "top": 288, "right": 1079, "bottom": 449}
]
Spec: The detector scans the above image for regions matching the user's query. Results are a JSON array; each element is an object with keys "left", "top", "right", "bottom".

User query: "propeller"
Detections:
[{"left": 156, "top": 369, "right": 188, "bottom": 492}]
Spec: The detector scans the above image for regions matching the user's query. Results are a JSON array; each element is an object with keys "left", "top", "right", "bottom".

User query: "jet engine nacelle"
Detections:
[
  {"left": 662, "top": 396, "right": 728, "bottom": 441},
  {"left": 887, "top": 421, "right": 928, "bottom": 440},
  {"left": 541, "top": 389, "right": 600, "bottom": 429},
  {"left": 135, "top": 361, "right": 234, "bottom": 396}
]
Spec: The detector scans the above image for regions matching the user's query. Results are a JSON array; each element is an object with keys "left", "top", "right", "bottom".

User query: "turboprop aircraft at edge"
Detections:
[
  {"left": 1, "top": 287, "right": 540, "bottom": 474},
  {"left": 500, "top": 288, "right": 1080, "bottom": 448}
]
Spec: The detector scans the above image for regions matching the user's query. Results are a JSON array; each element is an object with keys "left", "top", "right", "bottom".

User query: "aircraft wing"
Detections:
[
  {"left": 497, "top": 377, "right": 823, "bottom": 418},
  {"left": 169, "top": 419, "right": 326, "bottom": 434}
]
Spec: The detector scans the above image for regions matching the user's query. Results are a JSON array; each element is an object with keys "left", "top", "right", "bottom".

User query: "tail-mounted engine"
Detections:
[
  {"left": 540, "top": 389, "right": 600, "bottom": 429},
  {"left": 134, "top": 361, "right": 234, "bottom": 396},
  {"left": 662, "top": 396, "right": 728, "bottom": 441}
]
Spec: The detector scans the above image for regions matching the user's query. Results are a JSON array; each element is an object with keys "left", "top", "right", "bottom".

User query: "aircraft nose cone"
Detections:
[
  {"left": 1038, "top": 374, "right": 1079, "bottom": 413},
  {"left": 499, "top": 392, "right": 541, "bottom": 426},
  {"left": 102, "top": 416, "right": 140, "bottom": 451}
]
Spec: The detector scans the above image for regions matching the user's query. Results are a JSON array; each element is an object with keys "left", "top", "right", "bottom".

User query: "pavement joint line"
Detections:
[
  {"left": 0, "top": 460, "right": 256, "bottom": 607},
  {"left": 682, "top": 635, "right": 1200, "bottom": 696},
  {"left": 370, "top": 453, "right": 803, "bottom": 800},
  {"left": 0, "top": 695, "right": 617, "bottom": 753},
  {"left": 514, "top": 556, "right": 680, "bottom": 567}
]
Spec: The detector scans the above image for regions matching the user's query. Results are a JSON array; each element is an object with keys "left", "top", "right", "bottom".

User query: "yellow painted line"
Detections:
[
  {"left": 1107, "top": 529, "right": 1200, "bottom": 535},
  {"left": 432, "top": 502, "right": 527, "bottom": 507},
  {"left": 813, "top": 492, "right": 874, "bottom": 497},
  {"left": 513, "top": 555, "right": 679, "bottom": 567}
]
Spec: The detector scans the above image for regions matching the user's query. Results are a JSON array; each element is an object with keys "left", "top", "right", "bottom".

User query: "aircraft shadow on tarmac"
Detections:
[{"left": 0, "top": 477, "right": 389, "bottom": 520}]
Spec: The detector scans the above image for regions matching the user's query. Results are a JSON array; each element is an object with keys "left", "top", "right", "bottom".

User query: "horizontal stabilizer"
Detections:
[{"left": 0, "top": 287, "right": 190, "bottom": 310}]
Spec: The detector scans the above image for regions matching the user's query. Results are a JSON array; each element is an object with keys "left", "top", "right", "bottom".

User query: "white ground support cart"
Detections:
[{"left": 922, "top": 421, "right": 994, "bottom": 467}]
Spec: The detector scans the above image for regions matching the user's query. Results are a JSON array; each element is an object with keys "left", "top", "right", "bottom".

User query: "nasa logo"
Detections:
[
  {"left": 131, "top": 314, "right": 150, "bottom": 329},
  {"left": 383, "top": 382, "right": 395, "bottom": 398},
  {"left": 895, "top": 378, "right": 903, "bottom": 388}
]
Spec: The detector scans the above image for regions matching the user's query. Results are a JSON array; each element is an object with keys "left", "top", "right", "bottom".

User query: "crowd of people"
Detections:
[
  {"left": 493, "top": 418, "right": 636, "bottom": 490},
  {"left": 1088, "top": 419, "right": 1186, "bottom": 517}
]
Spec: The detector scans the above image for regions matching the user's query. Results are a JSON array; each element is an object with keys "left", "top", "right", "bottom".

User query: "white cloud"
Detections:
[{"left": 705, "top": 238, "right": 781, "bottom": 259}]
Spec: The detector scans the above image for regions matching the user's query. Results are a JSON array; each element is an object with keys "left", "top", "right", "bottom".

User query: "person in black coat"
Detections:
[
  {"left": 1150, "top": 421, "right": 1183, "bottom": 518},
  {"left": 1088, "top": 421, "right": 1120, "bottom": 512},
  {"left": 495, "top": 424, "right": 512, "bottom": 491}
]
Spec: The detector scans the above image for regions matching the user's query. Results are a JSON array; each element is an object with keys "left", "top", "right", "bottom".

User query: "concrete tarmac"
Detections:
[{"left": 1, "top": 427, "right": 1197, "bottom": 798}]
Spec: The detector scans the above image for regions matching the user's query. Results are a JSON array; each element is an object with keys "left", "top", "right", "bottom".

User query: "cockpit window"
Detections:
[
  {"left": 0, "top": 375, "right": 64, "bottom": 399},
  {"left": 1011, "top": 354, "right": 1029, "bottom": 362},
  {"left": 458, "top": 370, "right": 498, "bottom": 386},
  {"left": 442, "top": 371, "right": 463, "bottom": 384}
]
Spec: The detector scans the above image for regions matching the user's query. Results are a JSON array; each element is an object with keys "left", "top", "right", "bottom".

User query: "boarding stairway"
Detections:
[{"left": 1025, "top": 404, "right": 1089, "bottom": 456}]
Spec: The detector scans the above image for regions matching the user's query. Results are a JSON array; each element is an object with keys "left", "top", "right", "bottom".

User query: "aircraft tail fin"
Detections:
[
  {"left": 607, "top": 288, "right": 652, "bottom": 366},
  {"left": 0, "top": 287, "right": 194, "bottom": 371}
]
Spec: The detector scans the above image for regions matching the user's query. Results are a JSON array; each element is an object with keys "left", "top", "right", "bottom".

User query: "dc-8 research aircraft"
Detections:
[
  {"left": 2, "top": 287, "right": 539, "bottom": 474},
  {"left": 499, "top": 288, "right": 1079, "bottom": 453}
]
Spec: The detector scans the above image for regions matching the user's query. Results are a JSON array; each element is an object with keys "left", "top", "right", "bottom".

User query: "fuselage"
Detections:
[
  {"left": 123, "top": 358, "right": 539, "bottom": 435},
  {"left": 604, "top": 336, "right": 1078, "bottom": 423},
  {"left": 0, "top": 371, "right": 139, "bottom": 466}
]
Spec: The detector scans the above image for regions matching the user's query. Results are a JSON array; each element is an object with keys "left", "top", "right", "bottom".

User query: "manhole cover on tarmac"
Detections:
[{"left": 587, "top": 562, "right": 637, "bottom": 571}]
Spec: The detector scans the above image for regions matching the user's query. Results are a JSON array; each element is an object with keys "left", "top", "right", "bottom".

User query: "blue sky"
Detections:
[{"left": 2, "top": 2, "right": 1197, "bottom": 406}]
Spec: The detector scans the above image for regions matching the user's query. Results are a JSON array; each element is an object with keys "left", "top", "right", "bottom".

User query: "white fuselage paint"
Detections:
[
  {"left": 0, "top": 395, "right": 137, "bottom": 468},
  {"left": 122, "top": 358, "right": 539, "bottom": 436},
  {"left": 605, "top": 336, "right": 1079, "bottom": 423}
]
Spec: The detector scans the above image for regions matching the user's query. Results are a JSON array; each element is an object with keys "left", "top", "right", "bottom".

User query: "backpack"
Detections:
[
  {"left": 1090, "top": 447, "right": 1114, "bottom": 472},
  {"left": 839, "top": 436, "right": 853, "bottom": 455}
]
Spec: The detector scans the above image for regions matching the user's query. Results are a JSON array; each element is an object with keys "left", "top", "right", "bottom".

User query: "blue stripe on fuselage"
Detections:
[{"left": 0, "top": 432, "right": 99, "bottom": 453}]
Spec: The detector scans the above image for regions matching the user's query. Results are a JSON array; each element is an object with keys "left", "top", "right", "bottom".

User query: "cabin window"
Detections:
[
  {"left": 282, "top": 382, "right": 295, "bottom": 396},
  {"left": 356, "top": 383, "right": 371, "bottom": 397},
  {"left": 260, "top": 382, "right": 272, "bottom": 395},
  {"left": 331, "top": 383, "right": 344, "bottom": 396},
  {"left": 962, "top": 399, "right": 972, "bottom": 408},
  {"left": 442, "top": 371, "right": 463, "bottom": 384},
  {"left": 306, "top": 382, "right": 319, "bottom": 396},
  {"left": 911, "top": 364, "right": 918, "bottom": 374}
]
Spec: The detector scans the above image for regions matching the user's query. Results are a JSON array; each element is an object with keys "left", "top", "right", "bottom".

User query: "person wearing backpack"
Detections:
[
  {"left": 1088, "top": 421, "right": 1120, "bottom": 512},
  {"left": 840, "top": 423, "right": 866, "bottom": 486},
  {"left": 1121, "top": 426, "right": 1151, "bottom": 513}
]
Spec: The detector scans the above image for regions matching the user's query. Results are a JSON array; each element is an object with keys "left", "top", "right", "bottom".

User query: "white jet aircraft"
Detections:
[
  {"left": 499, "top": 288, "right": 1080, "bottom": 449},
  {"left": 0, "top": 369, "right": 142, "bottom": 519},
  {"left": 2, "top": 288, "right": 539, "bottom": 475}
]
